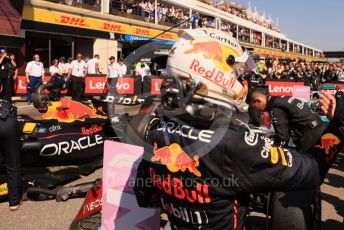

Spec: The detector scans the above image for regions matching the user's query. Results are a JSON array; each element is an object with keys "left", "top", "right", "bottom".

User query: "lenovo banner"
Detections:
[
  {"left": 266, "top": 81, "right": 305, "bottom": 96},
  {"left": 143, "top": 76, "right": 164, "bottom": 95},
  {"left": 13, "top": 75, "right": 67, "bottom": 95}
]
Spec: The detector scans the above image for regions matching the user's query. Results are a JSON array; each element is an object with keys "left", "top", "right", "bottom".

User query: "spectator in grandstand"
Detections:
[
  {"left": 191, "top": 12, "right": 199, "bottom": 29},
  {"left": 139, "top": 0, "right": 146, "bottom": 17},
  {"left": 294, "top": 65, "right": 304, "bottom": 82},
  {"left": 322, "top": 64, "right": 338, "bottom": 82},
  {"left": 87, "top": 54, "right": 100, "bottom": 74},
  {"left": 338, "top": 64, "right": 344, "bottom": 82},
  {"left": 303, "top": 64, "right": 314, "bottom": 85},
  {"left": 49, "top": 59, "right": 61, "bottom": 77}
]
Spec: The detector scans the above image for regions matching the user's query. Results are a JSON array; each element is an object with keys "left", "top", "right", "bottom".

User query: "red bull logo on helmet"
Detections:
[
  {"left": 189, "top": 59, "right": 236, "bottom": 90},
  {"left": 151, "top": 143, "right": 201, "bottom": 177},
  {"left": 184, "top": 39, "right": 239, "bottom": 73}
]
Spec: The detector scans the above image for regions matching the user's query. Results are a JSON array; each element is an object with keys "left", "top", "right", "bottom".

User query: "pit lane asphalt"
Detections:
[{"left": 0, "top": 98, "right": 343, "bottom": 229}]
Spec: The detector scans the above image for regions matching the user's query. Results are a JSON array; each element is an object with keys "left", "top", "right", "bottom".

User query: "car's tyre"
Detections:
[
  {"left": 70, "top": 211, "right": 101, "bottom": 230},
  {"left": 270, "top": 189, "right": 321, "bottom": 230},
  {"left": 123, "top": 114, "right": 160, "bottom": 146},
  {"left": 26, "top": 187, "right": 55, "bottom": 201}
]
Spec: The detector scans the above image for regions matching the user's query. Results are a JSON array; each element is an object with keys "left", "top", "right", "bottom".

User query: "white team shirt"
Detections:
[
  {"left": 118, "top": 64, "right": 127, "bottom": 76},
  {"left": 87, "top": 58, "right": 99, "bottom": 74},
  {"left": 58, "top": 62, "right": 68, "bottom": 74},
  {"left": 107, "top": 63, "right": 122, "bottom": 78},
  {"left": 70, "top": 60, "right": 87, "bottom": 77},
  {"left": 49, "top": 65, "right": 60, "bottom": 75},
  {"left": 25, "top": 61, "right": 44, "bottom": 77}
]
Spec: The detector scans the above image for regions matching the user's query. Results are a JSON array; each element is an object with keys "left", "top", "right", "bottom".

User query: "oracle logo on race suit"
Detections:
[{"left": 266, "top": 81, "right": 304, "bottom": 96}]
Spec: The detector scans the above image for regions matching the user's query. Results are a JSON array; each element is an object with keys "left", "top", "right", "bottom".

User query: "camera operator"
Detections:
[
  {"left": 0, "top": 49, "right": 12, "bottom": 102},
  {"left": 0, "top": 100, "right": 22, "bottom": 211}
]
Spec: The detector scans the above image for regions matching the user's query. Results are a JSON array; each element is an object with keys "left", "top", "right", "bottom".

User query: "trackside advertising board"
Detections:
[
  {"left": 9, "top": 75, "right": 344, "bottom": 97},
  {"left": 102, "top": 141, "right": 160, "bottom": 230}
]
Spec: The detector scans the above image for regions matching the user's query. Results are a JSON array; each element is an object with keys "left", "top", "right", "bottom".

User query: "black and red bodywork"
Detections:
[{"left": 0, "top": 99, "right": 117, "bottom": 199}]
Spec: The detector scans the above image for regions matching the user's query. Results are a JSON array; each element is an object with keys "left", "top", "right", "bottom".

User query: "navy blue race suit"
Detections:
[{"left": 134, "top": 95, "right": 344, "bottom": 230}]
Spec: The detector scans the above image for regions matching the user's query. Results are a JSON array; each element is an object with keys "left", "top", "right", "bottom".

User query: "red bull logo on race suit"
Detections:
[
  {"left": 151, "top": 143, "right": 201, "bottom": 177},
  {"left": 315, "top": 133, "right": 340, "bottom": 161}
]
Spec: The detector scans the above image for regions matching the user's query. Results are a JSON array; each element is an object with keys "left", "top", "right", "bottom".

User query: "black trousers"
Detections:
[
  {"left": 294, "top": 122, "right": 327, "bottom": 153},
  {"left": 70, "top": 75, "right": 83, "bottom": 101},
  {"left": 0, "top": 117, "right": 22, "bottom": 206},
  {"left": 0, "top": 77, "right": 12, "bottom": 102}
]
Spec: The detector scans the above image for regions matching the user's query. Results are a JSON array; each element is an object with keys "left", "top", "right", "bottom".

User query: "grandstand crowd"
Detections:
[
  {"left": 255, "top": 59, "right": 344, "bottom": 83},
  {"left": 50, "top": 0, "right": 279, "bottom": 31}
]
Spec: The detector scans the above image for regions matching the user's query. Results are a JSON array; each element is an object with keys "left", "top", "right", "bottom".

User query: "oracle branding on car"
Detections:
[{"left": 40, "top": 135, "right": 104, "bottom": 156}]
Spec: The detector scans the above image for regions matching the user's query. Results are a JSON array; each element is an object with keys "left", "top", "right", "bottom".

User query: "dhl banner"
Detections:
[{"left": 22, "top": 6, "right": 178, "bottom": 41}]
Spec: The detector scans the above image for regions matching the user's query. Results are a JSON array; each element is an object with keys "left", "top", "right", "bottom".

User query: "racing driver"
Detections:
[{"left": 134, "top": 29, "right": 344, "bottom": 230}]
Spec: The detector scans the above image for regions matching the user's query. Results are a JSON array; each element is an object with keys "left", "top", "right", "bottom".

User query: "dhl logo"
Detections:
[
  {"left": 315, "top": 133, "right": 340, "bottom": 155},
  {"left": 160, "top": 33, "right": 173, "bottom": 39},
  {"left": 135, "top": 28, "right": 151, "bottom": 36},
  {"left": 103, "top": 23, "right": 124, "bottom": 32},
  {"left": 60, "top": 16, "right": 86, "bottom": 26},
  {"left": 151, "top": 143, "right": 201, "bottom": 177}
]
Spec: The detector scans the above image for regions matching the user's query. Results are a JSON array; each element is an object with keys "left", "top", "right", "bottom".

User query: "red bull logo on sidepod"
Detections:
[
  {"left": 43, "top": 99, "right": 106, "bottom": 122},
  {"left": 151, "top": 143, "right": 201, "bottom": 177},
  {"left": 315, "top": 133, "right": 340, "bottom": 157}
]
